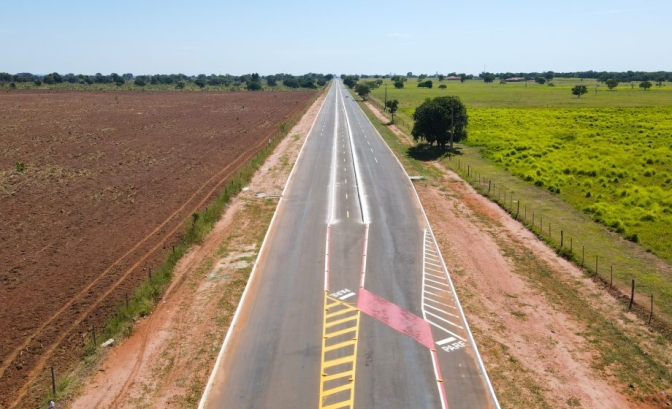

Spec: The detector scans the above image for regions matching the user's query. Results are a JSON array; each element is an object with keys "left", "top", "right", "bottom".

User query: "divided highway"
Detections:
[{"left": 200, "top": 80, "right": 500, "bottom": 409}]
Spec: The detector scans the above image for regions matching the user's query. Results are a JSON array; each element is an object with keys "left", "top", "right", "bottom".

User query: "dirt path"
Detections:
[{"left": 69, "top": 92, "right": 326, "bottom": 408}]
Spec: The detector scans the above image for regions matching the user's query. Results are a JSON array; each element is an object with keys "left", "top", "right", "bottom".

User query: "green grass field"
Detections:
[{"left": 367, "top": 77, "right": 672, "bottom": 326}]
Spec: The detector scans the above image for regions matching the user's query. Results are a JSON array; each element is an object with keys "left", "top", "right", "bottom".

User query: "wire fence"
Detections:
[{"left": 447, "top": 157, "right": 670, "bottom": 338}]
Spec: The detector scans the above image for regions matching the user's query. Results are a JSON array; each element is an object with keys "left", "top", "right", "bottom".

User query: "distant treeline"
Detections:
[
  {"left": 353, "top": 71, "right": 671, "bottom": 83},
  {"left": 0, "top": 72, "right": 334, "bottom": 90}
]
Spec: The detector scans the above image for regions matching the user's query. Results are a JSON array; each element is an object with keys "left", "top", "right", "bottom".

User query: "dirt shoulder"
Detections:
[
  {"left": 68, "top": 92, "right": 326, "bottom": 408},
  {"left": 364, "top": 102, "right": 671, "bottom": 408}
]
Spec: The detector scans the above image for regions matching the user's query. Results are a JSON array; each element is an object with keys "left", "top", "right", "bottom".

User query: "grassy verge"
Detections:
[{"left": 39, "top": 87, "right": 324, "bottom": 406}]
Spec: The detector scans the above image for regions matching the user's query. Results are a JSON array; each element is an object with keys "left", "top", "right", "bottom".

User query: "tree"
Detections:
[
  {"left": 417, "top": 80, "right": 433, "bottom": 88},
  {"left": 385, "top": 99, "right": 399, "bottom": 123},
  {"left": 266, "top": 76, "right": 277, "bottom": 86},
  {"left": 393, "top": 80, "right": 404, "bottom": 89},
  {"left": 134, "top": 78, "right": 146, "bottom": 86},
  {"left": 639, "top": 81, "right": 652, "bottom": 90},
  {"left": 418, "top": 74, "right": 427, "bottom": 81},
  {"left": 544, "top": 71, "right": 554, "bottom": 81},
  {"left": 412, "top": 96, "right": 468, "bottom": 151},
  {"left": 407, "top": 72, "right": 413, "bottom": 78},
  {"left": 246, "top": 80, "right": 262, "bottom": 91},
  {"left": 534, "top": 77, "right": 546, "bottom": 85},
  {"left": 480, "top": 73, "right": 495, "bottom": 83},
  {"left": 283, "top": 77, "right": 299, "bottom": 88},
  {"left": 355, "top": 83, "right": 370, "bottom": 100},
  {"left": 571, "top": 85, "right": 588, "bottom": 98},
  {"left": 438, "top": 74, "right": 445, "bottom": 82},
  {"left": 605, "top": 79, "right": 618, "bottom": 90},
  {"left": 194, "top": 78, "right": 206, "bottom": 88},
  {"left": 438, "top": 84, "right": 447, "bottom": 89},
  {"left": 343, "top": 76, "right": 358, "bottom": 89},
  {"left": 176, "top": 81, "right": 185, "bottom": 89},
  {"left": 459, "top": 74, "right": 467, "bottom": 83},
  {"left": 656, "top": 76, "right": 665, "bottom": 87}
]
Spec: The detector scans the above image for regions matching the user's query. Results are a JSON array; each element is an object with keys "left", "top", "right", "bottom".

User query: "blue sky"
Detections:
[{"left": 2, "top": 0, "right": 670, "bottom": 76}]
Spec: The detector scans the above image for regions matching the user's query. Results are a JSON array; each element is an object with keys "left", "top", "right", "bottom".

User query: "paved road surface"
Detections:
[{"left": 200, "top": 80, "right": 499, "bottom": 409}]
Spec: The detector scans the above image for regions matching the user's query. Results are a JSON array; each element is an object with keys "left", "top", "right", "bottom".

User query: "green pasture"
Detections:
[
  {"left": 372, "top": 77, "right": 672, "bottom": 111},
  {"left": 366, "top": 77, "right": 672, "bottom": 325}
]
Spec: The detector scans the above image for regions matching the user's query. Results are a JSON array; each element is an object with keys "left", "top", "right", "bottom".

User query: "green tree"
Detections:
[
  {"left": 385, "top": 99, "right": 399, "bottom": 123},
  {"left": 355, "top": 83, "right": 370, "bottom": 100},
  {"left": 459, "top": 74, "right": 467, "bottom": 83},
  {"left": 605, "top": 79, "right": 619, "bottom": 90},
  {"left": 176, "top": 81, "right": 185, "bottom": 89},
  {"left": 412, "top": 96, "right": 468, "bottom": 151},
  {"left": 343, "top": 76, "right": 358, "bottom": 88},
  {"left": 417, "top": 80, "right": 433, "bottom": 88},
  {"left": 194, "top": 78, "right": 206, "bottom": 88},
  {"left": 534, "top": 77, "right": 546, "bottom": 85},
  {"left": 283, "top": 78, "right": 299, "bottom": 88},
  {"left": 393, "top": 80, "right": 404, "bottom": 89},
  {"left": 134, "top": 78, "right": 146, "bottom": 86},
  {"left": 639, "top": 81, "right": 652, "bottom": 90},
  {"left": 571, "top": 85, "right": 588, "bottom": 98},
  {"left": 34, "top": 79, "right": 42, "bottom": 86},
  {"left": 266, "top": 76, "right": 277, "bottom": 86},
  {"left": 438, "top": 74, "right": 445, "bottom": 81},
  {"left": 246, "top": 80, "right": 262, "bottom": 91},
  {"left": 655, "top": 76, "right": 665, "bottom": 87},
  {"left": 544, "top": 71, "right": 554, "bottom": 81},
  {"left": 480, "top": 73, "right": 495, "bottom": 83},
  {"left": 438, "top": 84, "right": 447, "bottom": 89}
]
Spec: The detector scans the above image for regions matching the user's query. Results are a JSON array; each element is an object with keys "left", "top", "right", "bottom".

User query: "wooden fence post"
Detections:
[
  {"left": 51, "top": 367, "right": 56, "bottom": 397},
  {"left": 648, "top": 294, "right": 654, "bottom": 325},
  {"left": 628, "top": 279, "right": 635, "bottom": 310},
  {"left": 560, "top": 230, "right": 564, "bottom": 248}
]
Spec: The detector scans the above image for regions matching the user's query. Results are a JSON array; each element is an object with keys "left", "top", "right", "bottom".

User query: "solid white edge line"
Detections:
[
  {"left": 350, "top": 94, "right": 502, "bottom": 409},
  {"left": 339, "top": 292, "right": 356, "bottom": 300},
  {"left": 430, "top": 349, "right": 448, "bottom": 409},
  {"left": 198, "top": 83, "right": 331, "bottom": 409}
]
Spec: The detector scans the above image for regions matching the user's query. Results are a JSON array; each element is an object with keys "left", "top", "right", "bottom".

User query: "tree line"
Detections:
[{"left": 0, "top": 72, "right": 333, "bottom": 90}]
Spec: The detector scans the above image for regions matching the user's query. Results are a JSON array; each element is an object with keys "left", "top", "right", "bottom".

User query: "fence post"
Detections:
[
  {"left": 488, "top": 180, "right": 491, "bottom": 193},
  {"left": 628, "top": 279, "right": 635, "bottom": 310},
  {"left": 581, "top": 246, "right": 585, "bottom": 267},
  {"left": 648, "top": 294, "right": 654, "bottom": 325},
  {"left": 51, "top": 366, "right": 56, "bottom": 397},
  {"left": 549, "top": 223, "right": 551, "bottom": 238},
  {"left": 595, "top": 256, "right": 598, "bottom": 276},
  {"left": 92, "top": 325, "right": 96, "bottom": 346},
  {"left": 560, "top": 231, "right": 564, "bottom": 248},
  {"left": 610, "top": 266, "right": 613, "bottom": 289},
  {"left": 516, "top": 201, "right": 520, "bottom": 219},
  {"left": 570, "top": 237, "right": 573, "bottom": 253}
]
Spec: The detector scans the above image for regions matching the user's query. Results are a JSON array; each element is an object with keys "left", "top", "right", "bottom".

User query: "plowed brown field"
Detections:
[{"left": 0, "top": 90, "right": 315, "bottom": 408}]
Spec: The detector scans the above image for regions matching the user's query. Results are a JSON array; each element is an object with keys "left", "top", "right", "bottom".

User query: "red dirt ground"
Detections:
[{"left": 0, "top": 90, "right": 315, "bottom": 408}]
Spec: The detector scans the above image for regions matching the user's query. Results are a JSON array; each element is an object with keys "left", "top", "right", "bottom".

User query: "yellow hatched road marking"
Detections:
[{"left": 319, "top": 294, "right": 360, "bottom": 409}]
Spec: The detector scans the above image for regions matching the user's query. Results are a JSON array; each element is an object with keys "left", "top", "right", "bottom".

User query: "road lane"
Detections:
[{"left": 201, "top": 80, "right": 499, "bottom": 409}]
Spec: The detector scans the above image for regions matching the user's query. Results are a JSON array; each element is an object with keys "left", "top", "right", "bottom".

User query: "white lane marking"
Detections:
[
  {"left": 424, "top": 296, "right": 457, "bottom": 310},
  {"left": 370, "top": 148, "right": 373, "bottom": 153},
  {"left": 436, "top": 337, "right": 457, "bottom": 346},
  {"left": 328, "top": 89, "right": 339, "bottom": 224},
  {"left": 325, "top": 225, "right": 331, "bottom": 291},
  {"left": 374, "top": 158, "right": 378, "bottom": 164},
  {"left": 425, "top": 283, "right": 449, "bottom": 292},
  {"left": 347, "top": 210, "right": 350, "bottom": 218},
  {"left": 339, "top": 292, "right": 356, "bottom": 301},
  {"left": 425, "top": 277, "right": 450, "bottom": 288},
  {"left": 424, "top": 303, "right": 461, "bottom": 319},
  {"left": 426, "top": 320, "right": 466, "bottom": 342},
  {"left": 346, "top": 193, "right": 348, "bottom": 199},
  {"left": 430, "top": 349, "right": 449, "bottom": 409},
  {"left": 425, "top": 310, "right": 464, "bottom": 330},
  {"left": 367, "top": 141, "right": 370, "bottom": 145},
  {"left": 359, "top": 224, "right": 370, "bottom": 288}
]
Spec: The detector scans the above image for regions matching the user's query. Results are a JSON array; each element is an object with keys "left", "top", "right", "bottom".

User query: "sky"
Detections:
[{"left": 2, "top": 0, "right": 671, "bottom": 76}]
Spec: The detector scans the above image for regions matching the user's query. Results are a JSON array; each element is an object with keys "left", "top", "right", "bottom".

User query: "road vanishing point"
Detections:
[{"left": 199, "top": 80, "right": 500, "bottom": 409}]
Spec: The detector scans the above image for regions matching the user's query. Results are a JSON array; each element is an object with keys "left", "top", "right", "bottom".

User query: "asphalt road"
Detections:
[{"left": 200, "top": 80, "right": 499, "bottom": 409}]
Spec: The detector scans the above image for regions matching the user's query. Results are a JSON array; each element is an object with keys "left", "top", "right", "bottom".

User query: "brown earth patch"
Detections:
[{"left": 0, "top": 90, "right": 315, "bottom": 408}]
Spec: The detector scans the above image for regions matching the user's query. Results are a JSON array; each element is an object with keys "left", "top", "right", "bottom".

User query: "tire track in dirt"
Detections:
[{"left": 6, "top": 98, "right": 311, "bottom": 407}]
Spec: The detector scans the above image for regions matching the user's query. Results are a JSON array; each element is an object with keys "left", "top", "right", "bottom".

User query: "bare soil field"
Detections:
[{"left": 0, "top": 89, "right": 315, "bottom": 408}]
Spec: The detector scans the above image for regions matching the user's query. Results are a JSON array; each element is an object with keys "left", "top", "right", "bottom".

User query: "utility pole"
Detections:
[{"left": 384, "top": 84, "right": 388, "bottom": 112}]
